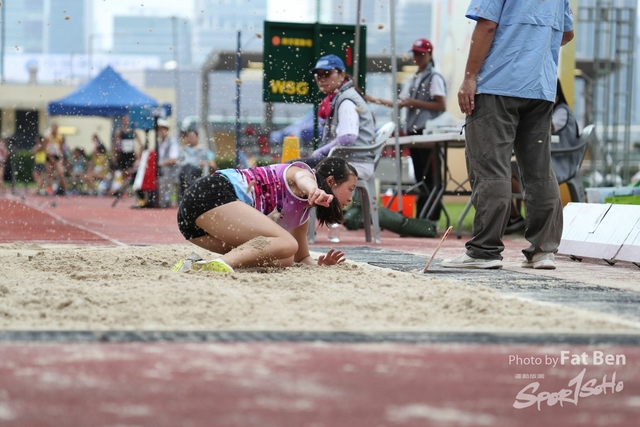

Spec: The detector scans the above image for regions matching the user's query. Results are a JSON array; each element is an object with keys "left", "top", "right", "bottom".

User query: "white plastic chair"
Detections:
[
  {"left": 307, "top": 122, "right": 396, "bottom": 244},
  {"left": 551, "top": 123, "right": 594, "bottom": 203}
]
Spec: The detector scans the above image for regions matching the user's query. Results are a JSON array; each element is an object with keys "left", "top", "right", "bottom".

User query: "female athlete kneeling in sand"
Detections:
[{"left": 173, "top": 157, "right": 356, "bottom": 273}]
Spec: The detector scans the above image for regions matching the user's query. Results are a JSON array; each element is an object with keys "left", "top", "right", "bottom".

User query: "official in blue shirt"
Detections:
[{"left": 443, "top": 0, "right": 574, "bottom": 270}]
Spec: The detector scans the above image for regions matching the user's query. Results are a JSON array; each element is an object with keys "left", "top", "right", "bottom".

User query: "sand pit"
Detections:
[{"left": 0, "top": 242, "right": 637, "bottom": 332}]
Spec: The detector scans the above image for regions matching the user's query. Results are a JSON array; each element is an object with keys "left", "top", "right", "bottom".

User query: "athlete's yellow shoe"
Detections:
[
  {"left": 171, "top": 253, "right": 204, "bottom": 272},
  {"left": 170, "top": 259, "right": 190, "bottom": 272},
  {"left": 192, "top": 259, "right": 234, "bottom": 274}
]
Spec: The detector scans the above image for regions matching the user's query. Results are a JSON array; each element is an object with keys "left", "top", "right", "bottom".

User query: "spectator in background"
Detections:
[
  {"left": 111, "top": 128, "right": 122, "bottom": 165},
  {"left": 178, "top": 129, "right": 217, "bottom": 198},
  {"left": 156, "top": 119, "right": 180, "bottom": 208},
  {"left": 69, "top": 148, "right": 91, "bottom": 194},
  {"left": 179, "top": 129, "right": 189, "bottom": 147},
  {"left": 31, "top": 135, "right": 48, "bottom": 195},
  {"left": 88, "top": 135, "right": 110, "bottom": 194},
  {"left": 365, "top": 38, "right": 447, "bottom": 221},
  {"left": 113, "top": 115, "right": 141, "bottom": 177},
  {"left": 44, "top": 123, "right": 68, "bottom": 195}
]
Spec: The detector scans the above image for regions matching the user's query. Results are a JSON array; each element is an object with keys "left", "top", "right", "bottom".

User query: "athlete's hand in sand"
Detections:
[
  {"left": 317, "top": 249, "right": 346, "bottom": 266},
  {"left": 307, "top": 187, "right": 333, "bottom": 208}
]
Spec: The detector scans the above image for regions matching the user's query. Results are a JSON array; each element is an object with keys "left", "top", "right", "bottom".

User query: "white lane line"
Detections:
[{"left": 6, "top": 195, "right": 127, "bottom": 246}]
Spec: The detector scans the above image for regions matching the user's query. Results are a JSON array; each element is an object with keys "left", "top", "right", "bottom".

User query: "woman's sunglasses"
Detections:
[{"left": 314, "top": 69, "right": 336, "bottom": 79}]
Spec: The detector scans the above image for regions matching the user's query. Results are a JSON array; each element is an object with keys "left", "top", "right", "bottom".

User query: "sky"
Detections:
[{"left": 93, "top": 0, "right": 310, "bottom": 50}]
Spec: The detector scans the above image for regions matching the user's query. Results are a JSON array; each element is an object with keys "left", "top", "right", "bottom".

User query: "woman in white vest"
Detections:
[{"left": 306, "top": 54, "right": 376, "bottom": 181}]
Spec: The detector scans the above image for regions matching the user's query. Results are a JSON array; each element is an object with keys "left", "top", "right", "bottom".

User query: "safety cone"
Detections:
[{"left": 281, "top": 135, "right": 300, "bottom": 162}]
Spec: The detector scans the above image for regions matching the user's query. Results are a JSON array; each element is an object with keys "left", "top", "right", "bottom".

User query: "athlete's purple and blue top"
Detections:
[{"left": 217, "top": 162, "right": 313, "bottom": 231}]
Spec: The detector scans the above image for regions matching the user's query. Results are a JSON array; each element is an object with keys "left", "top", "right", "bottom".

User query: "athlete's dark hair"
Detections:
[{"left": 313, "top": 157, "right": 358, "bottom": 227}]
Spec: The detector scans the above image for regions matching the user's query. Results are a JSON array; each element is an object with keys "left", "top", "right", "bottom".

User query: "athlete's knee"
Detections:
[{"left": 279, "top": 234, "right": 298, "bottom": 259}]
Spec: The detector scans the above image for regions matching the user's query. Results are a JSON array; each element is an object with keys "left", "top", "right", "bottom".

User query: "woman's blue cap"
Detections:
[{"left": 310, "top": 54, "right": 346, "bottom": 73}]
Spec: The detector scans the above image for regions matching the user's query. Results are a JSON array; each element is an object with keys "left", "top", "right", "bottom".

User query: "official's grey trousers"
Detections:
[{"left": 464, "top": 94, "right": 563, "bottom": 261}]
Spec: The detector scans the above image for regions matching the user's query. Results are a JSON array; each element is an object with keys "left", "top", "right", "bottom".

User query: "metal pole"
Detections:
[
  {"left": 171, "top": 16, "right": 179, "bottom": 132},
  {"left": 9, "top": 138, "right": 16, "bottom": 195},
  {"left": 353, "top": 0, "right": 362, "bottom": 87},
  {"left": 623, "top": 6, "right": 636, "bottom": 184},
  {"left": 235, "top": 30, "right": 242, "bottom": 166},
  {"left": 200, "top": 67, "right": 212, "bottom": 150},
  {"left": 390, "top": 0, "right": 403, "bottom": 212},
  {"left": 153, "top": 115, "right": 159, "bottom": 208},
  {"left": 313, "top": 23, "right": 321, "bottom": 150},
  {"left": 88, "top": 34, "right": 92, "bottom": 79},
  {"left": 69, "top": 52, "right": 74, "bottom": 83},
  {"left": 1, "top": 1, "right": 5, "bottom": 83}
]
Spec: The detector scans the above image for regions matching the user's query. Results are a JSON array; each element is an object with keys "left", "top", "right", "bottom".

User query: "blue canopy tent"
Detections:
[
  {"left": 47, "top": 66, "right": 161, "bottom": 121},
  {"left": 47, "top": 65, "right": 170, "bottom": 207}
]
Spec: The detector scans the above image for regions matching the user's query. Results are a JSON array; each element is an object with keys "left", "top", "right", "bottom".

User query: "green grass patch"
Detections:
[{"left": 439, "top": 201, "right": 475, "bottom": 233}]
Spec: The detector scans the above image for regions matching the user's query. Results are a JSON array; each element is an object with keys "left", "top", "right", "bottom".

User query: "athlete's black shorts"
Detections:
[
  {"left": 177, "top": 173, "right": 239, "bottom": 240},
  {"left": 117, "top": 152, "right": 136, "bottom": 171}
]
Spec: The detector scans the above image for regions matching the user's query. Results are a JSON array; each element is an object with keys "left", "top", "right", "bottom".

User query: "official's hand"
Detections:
[
  {"left": 398, "top": 99, "right": 413, "bottom": 109},
  {"left": 458, "top": 78, "right": 478, "bottom": 116},
  {"left": 318, "top": 249, "right": 346, "bottom": 266},
  {"left": 307, "top": 187, "right": 333, "bottom": 207}
]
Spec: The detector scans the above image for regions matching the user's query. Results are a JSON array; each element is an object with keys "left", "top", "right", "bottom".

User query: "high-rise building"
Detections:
[
  {"left": 46, "top": 0, "right": 90, "bottom": 54},
  {"left": 322, "top": 0, "right": 432, "bottom": 55},
  {"left": 192, "top": 0, "right": 268, "bottom": 65},
  {"left": 112, "top": 16, "right": 193, "bottom": 66},
  {"left": 4, "top": 0, "right": 45, "bottom": 53},
  {"left": 634, "top": 33, "right": 640, "bottom": 125},
  {"left": 396, "top": 0, "right": 433, "bottom": 52},
  {"left": 2, "top": 0, "right": 90, "bottom": 54}
]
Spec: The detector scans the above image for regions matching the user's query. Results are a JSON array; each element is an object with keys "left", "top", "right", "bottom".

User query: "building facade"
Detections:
[
  {"left": 46, "top": 0, "right": 90, "bottom": 54},
  {"left": 112, "top": 16, "right": 193, "bottom": 66},
  {"left": 192, "top": 0, "right": 268, "bottom": 65},
  {"left": 2, "top": 0, "right": 90, "bottom": 54},
  {"left": 322, "top": 0, "right": 432, "bottom": 55}
]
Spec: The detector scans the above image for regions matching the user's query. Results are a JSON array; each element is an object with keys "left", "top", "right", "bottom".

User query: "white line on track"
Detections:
[{"left": 5, "top": 194, "right": 127, "bottom": 246}]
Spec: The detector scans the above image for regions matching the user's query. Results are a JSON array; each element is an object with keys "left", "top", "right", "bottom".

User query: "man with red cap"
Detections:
[{"left": 365, "top": 37, "right": 447, "bottom": 222}]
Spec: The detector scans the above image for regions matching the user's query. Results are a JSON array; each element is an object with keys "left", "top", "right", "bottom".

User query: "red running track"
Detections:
[
  {"left": 0, "top": 342, "right": 638, "bottom": 427},
  {"left": 0, "top": 195, "right": 184, "bottom": 246}
]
